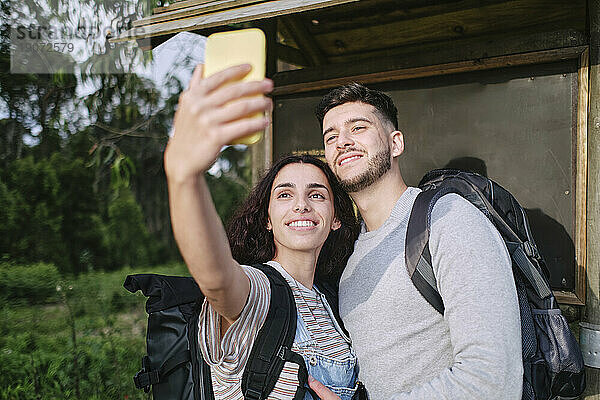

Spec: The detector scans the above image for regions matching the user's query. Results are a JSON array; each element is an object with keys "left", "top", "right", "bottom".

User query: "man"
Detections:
[{"left": 309, "top": 83, "right": 523, "bottom": 399}]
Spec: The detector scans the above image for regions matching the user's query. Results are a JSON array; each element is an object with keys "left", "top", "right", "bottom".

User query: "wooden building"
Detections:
[{"left": 113, "top": 1, "right": 600, "bottom": 393}]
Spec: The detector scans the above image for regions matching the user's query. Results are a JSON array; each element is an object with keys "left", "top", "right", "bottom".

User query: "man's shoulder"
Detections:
[
  {"left": 428, "top": 191, "right": 505, "bottom": 248},
  {"left": 430, "top": 192, "right": 486, "bottom": 223},
  {"left": 428, "top": 192, "right": 508, "bottom": 259}
]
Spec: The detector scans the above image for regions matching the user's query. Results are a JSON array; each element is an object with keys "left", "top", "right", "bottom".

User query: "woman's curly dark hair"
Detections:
[{"left": 226, "top": 154, "right": 359, "bottom": 284}]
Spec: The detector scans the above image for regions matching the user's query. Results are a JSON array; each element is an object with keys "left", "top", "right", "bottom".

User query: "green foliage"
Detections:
[
  {"left": 206, "top": 172, "right": 249, "bottom": 225},
  {"left": 110, "top": 154, "right": 137, "bottom": 191},
  {"left": 0, "top": 0, "right": 253, "bottom": 275},
  {"left": 0, "top": 263, "right": 189, "bottom": 399},
  {"left": 0, "top": 155, "right": 112, "bottom": 273},
  {"left": 50, "top": 154, "right": 109, "bottom": 273},
  {"left": 1, "top": 156, "right": 69, "bottom": 269},
  {"left": 0, "top": 262, "right": 61, "bottom": 305},
  {"left": 106, "top": 186, "right": 153, "bottom": 269},
  {"left": 0, "top": 152, "right": 188, "bottom": 272},
  {"left": 0, "top": 180, "right": 17, "bottom": 258}
]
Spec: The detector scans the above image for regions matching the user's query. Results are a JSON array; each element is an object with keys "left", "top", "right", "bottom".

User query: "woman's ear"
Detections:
[
  {"left": 266, "top": 220, "right": 272, "bottom": 231},
  {"left": 331, "top": 218, "right": 341, "bottom": 231}
]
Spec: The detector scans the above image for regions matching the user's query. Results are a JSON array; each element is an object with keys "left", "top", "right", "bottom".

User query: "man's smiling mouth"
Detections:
[{"left": 338, "top": 154, "right": 363, "bottom": 166}]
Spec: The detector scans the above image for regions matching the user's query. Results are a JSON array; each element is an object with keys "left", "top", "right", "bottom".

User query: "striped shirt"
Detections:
[{"left": 198, "top": 261, "right": 353, "bottom": 400}]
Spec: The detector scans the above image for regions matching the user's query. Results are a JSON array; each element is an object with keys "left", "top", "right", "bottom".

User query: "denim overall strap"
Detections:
[{"left": 295, "top": 308, "right": 358, "bottom": 400}]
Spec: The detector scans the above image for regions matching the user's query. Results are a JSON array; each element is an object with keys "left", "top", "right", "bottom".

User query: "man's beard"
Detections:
[{"left": 338, "top": 146, "right": 391, "bottom": 193}]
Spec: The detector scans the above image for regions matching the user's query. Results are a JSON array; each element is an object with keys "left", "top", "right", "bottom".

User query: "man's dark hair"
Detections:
[
  {"left": 315, "top": 82, "right": 398, "bottom": 130},
  {"left": 226, "top": 154, "right": 359, "bottom": 284}
]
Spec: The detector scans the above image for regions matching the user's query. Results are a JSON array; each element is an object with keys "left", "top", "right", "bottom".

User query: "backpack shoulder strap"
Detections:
[
  {"left": 405, "top": 188, "right": 445, "bottom": 315},
  {"left": 188, "top": 299, "right": 214, "bottom": 400},
  {"left": 242, "top": 263, "right": 306, "bottom": 400},
  {"left": 405, "top": 176, "right": 499, "bottom": 315}
]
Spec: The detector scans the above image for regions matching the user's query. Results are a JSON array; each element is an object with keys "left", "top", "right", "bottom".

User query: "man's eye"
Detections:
[
  {"left": 352, "top": 126, "right": 365, "bottom": 132},
  {"left": 325, "top": 134, "right": 337, "bottom": 144}
]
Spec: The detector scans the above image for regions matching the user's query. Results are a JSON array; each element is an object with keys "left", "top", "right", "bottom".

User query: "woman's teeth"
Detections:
[{"left": 288, "top": 220, "right": 316, "bottom": 227}]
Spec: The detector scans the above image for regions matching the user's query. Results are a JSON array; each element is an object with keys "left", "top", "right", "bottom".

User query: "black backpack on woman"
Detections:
[{"left": 124, "top": 263, "right": 367, "bottom": 400}]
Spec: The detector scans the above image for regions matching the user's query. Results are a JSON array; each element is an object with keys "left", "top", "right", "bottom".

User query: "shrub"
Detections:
[
  {"left": 0, "top": 263, "right": 189, "bottom": 399},
  {"left": 0, "top": 262, "right": 61, "bottom": 304},
  {"left": 106, "top": 187, "right": 152, "bottom": 269},
  {"left": 1, "top": 157, "right": 69, "bottom": 269}
]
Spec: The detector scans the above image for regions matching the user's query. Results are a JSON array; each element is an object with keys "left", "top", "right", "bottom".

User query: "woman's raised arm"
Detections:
[{"left": 164, "top": 64, "right": 273, "bottom": 324}]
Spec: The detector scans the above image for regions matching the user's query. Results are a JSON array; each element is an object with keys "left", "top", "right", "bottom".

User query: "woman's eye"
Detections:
[
  {"left": 277, "top": 192, "right": 291, "bottom": 198},
  {"left": 310, "top": 193, "right": 325, "bottom": 199},
  {"left": 352, "top": 126, "right": 365, "bottom": 132}
]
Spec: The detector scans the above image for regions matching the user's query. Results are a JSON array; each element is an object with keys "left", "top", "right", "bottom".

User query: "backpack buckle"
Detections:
[
  {"left": 277, "top": 346, "right": 286, "bottom": 360},
  {"left": 134, "top": 356, "right": 159, "bottom": 393},
  {"left": 522, "top": 241, "right": 539, "bottom": 259},
  {"left": 245, "top": 388, "right": 263, "bottom": 400},
  {"left": 134, "top": 370, "right": 158, "bottom": 393}
]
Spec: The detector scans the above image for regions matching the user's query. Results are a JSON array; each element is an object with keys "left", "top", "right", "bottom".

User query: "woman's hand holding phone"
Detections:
[
  {"left": 165, "top": 63, "right": 264, "bottom": 323},
  {"left": 164, "top": 63, "right": 273, "bottom": 184}
]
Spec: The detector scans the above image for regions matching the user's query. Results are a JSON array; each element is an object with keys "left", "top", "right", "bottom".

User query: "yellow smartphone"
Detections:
[{"left": 204, "top": 28, "right": 267, "bottom": 145}]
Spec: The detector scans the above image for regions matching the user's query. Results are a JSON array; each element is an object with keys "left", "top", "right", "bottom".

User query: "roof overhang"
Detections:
[{"left": 110, "top": 0, "right": 360, "bottom": 43}]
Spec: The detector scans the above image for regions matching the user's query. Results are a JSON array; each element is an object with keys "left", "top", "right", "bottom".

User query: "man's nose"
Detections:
[{"left": 336, "top": 130, "right": 354, "bottom": 149}]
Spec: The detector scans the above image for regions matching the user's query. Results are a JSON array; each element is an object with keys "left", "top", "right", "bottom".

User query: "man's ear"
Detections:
[
  {"left": 390, "top": 130, "right": 404, "bottom": 158},
  {"left": 331, "top": 218, "right": 341, "bottom": 231}
]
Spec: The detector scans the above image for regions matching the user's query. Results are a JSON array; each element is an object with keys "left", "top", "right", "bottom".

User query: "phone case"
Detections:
[{"left": 204, "top": 28, "right": 266, "bottom": 145}]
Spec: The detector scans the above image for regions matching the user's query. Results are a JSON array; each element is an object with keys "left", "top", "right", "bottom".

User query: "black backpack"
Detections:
[
  {"left": 124, "top": 263, "right": 364, "bottom": 400},
  {"left": 405, "top": 169, "right": 586, "bottom": 400}
]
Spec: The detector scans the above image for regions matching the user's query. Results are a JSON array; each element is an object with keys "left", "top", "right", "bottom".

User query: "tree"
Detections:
[
  {"left": 0, "top": 0, "right": 254, "bottom": 272},
  {"left": 0, "top": 1, "right": 78, "bottom": 162},
  {"left": 105, "top": 184, "right": 152, "bottom": 268},
  {"left": 1, "top": 156, "right": 68, "bottom": 268}
]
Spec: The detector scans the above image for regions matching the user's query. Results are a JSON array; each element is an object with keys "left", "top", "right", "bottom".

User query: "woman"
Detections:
[{"left": 164, "top": 64, "right": 360, "bottom": 399}]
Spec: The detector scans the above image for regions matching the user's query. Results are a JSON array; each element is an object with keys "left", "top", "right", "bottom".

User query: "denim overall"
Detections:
[{"left": 293, "top": 287, "right": 358, "bottom": 400}]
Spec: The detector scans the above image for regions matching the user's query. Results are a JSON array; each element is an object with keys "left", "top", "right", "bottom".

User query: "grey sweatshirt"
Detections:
[{"left": 339, "top": 187, "right": 523, "bottom": 399}]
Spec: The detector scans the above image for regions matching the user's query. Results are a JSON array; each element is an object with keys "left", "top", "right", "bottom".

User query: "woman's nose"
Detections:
[{"left": 294, "top": 201, "right": 309, "bottom": 213}]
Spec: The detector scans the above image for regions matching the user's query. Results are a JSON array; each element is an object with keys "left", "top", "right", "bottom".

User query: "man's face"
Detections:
[{"left": 322, "top": 102, "right": 393, "bottom": 193}]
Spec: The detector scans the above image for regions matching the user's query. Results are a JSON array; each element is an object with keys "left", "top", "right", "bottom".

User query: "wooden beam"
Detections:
[
  {"left": 280, "top": 15, "right": 327, "bottom": 66},
  {"left": 582, "top": 0, "right": 600, "bottom": 395},
  {"left": 303, "top": 0, "right": 510, "bottom": 35},
  {"left": 111, "top": 0, "right": 360, "bottom": 43},
  {"left": 575, "top": 47, "right": 589, "bottom": 306},
  {"left": 326, "top": 29, "right": 588, "bottom": 65},
  {"left": 153, "top": 0, "right": 226, "bottom": 14},
  {"left": 311, "top": 0, "right": 585, "bottom": 57},
  {"left": 251, "top": 18, "right": 276, "bottom": 183},
  {"left": 251, "top": 107, "right": 273, "bottom": 185},
  {"left": 276, "top": 43, "right": 309, "bottom": 67},
  {"left": 134, "top": 0, "right": 266, "bottom": 27},
  {"left": 555, "top": 291, "right": 586, "bottom": 306},
  {"left": 272, "top": 29, "right": 587, "bottom": 89},
  {"left": 272, "top": 46, "right": 587, "bottom": 96}
]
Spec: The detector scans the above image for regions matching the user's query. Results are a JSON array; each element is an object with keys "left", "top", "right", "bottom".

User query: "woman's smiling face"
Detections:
[{"left": 267, "top": 162, "right": 341, "bottom": 257}]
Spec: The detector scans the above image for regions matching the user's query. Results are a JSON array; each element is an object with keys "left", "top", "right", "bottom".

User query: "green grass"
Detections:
[{"left": 0, "top": 263, "right": 189, "bottom": 400}]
